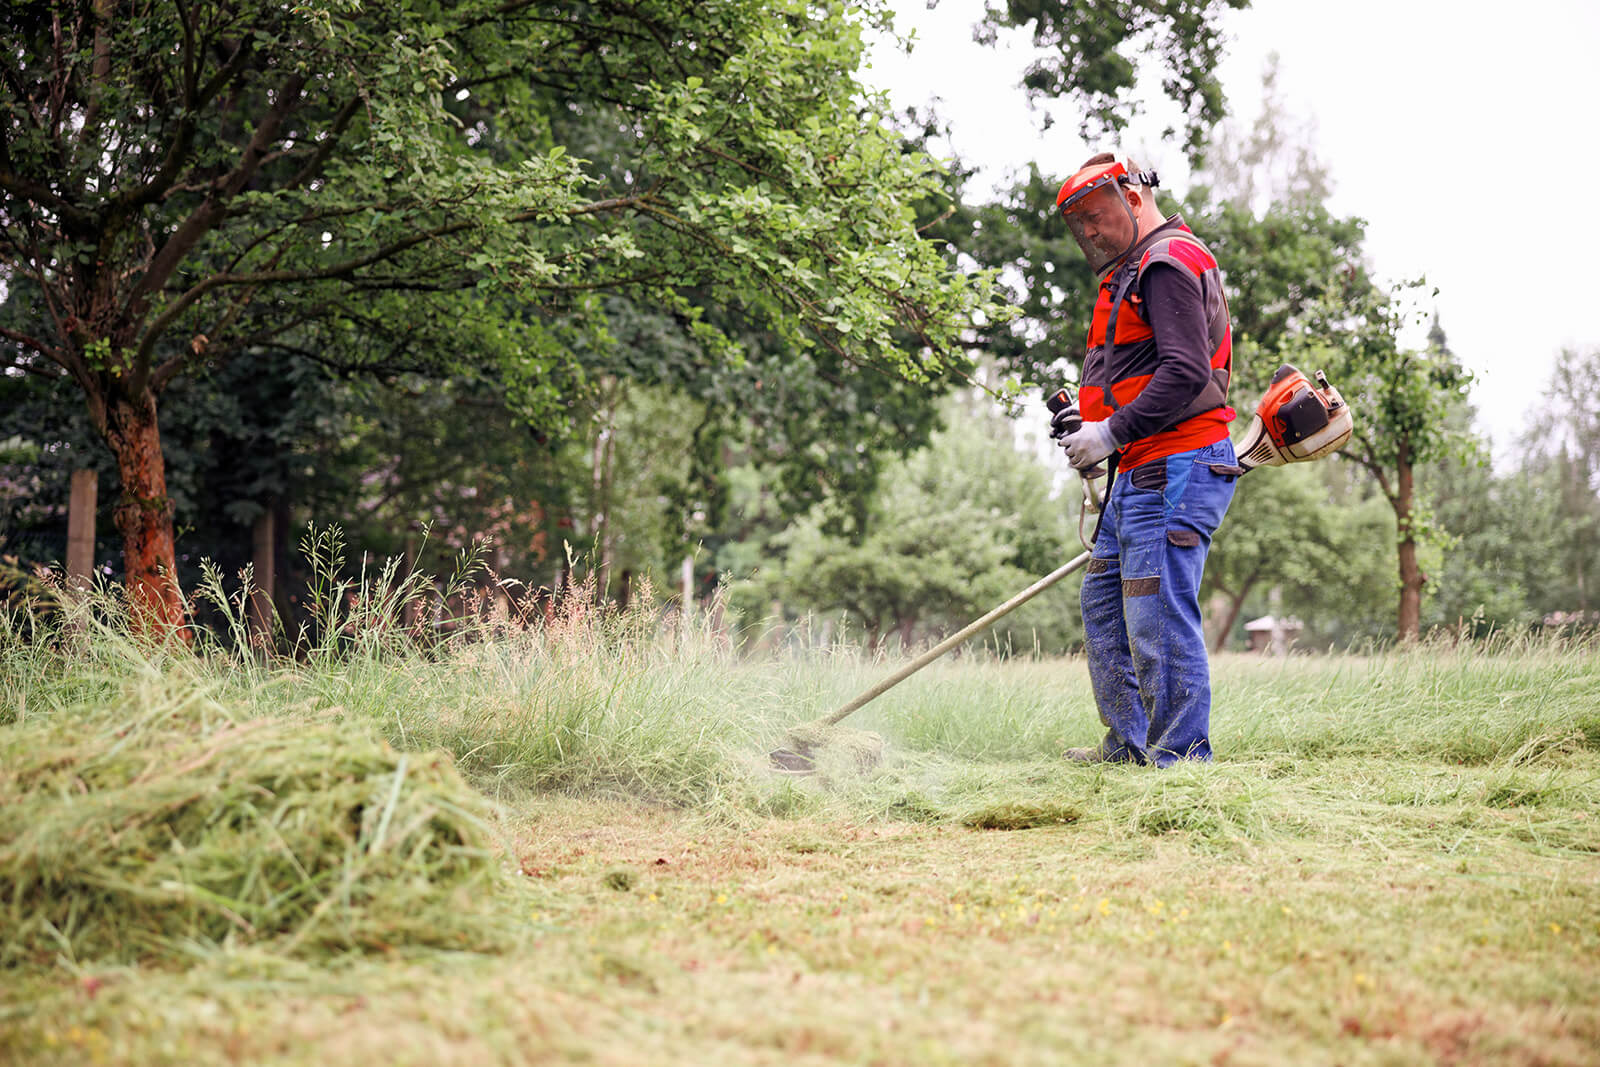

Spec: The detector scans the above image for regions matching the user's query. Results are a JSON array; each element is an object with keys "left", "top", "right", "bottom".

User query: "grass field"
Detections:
[{"left": 3, "top": 591, "right": 1598, "bottom": 1065}]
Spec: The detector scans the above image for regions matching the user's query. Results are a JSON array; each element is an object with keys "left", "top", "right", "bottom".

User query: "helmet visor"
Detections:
[{"left": 1060, "top": 178, "right": 1139, "bottom": 275}]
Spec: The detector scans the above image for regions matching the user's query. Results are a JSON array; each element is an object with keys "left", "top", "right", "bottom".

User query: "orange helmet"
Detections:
[{"left": 1055, "top": 159, "right": 1160, "bottom": 276}]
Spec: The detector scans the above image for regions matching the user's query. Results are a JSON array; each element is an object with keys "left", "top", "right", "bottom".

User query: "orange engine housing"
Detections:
[{"left": 1236, "top": 365, "right": 1353, "bottom": 471}]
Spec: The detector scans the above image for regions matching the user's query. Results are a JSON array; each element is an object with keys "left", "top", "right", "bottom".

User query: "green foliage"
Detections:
[
  {"left": 735, "top": 398, "right": 1082, "bottom": 652},
  {"left": 1202, "top": 463, "right": 1384, "bottom": 649},
  {"left": 978, "top": 0, "right": 1252, "bottom": 160},
  {"left": 1, "top": 0, "right": 1001, "bottom": 609},
  {"left": 925, "top": 166, "right": 1099, "bottom": 392},
  {"left": 1422, "top": 434, "right": 1560, "bottom": 636},
  {"left": 1518, "top": 346, "right": 1600, "bottom": 617}
]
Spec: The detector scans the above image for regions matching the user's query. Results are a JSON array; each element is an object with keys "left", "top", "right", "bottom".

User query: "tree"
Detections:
[
  {"left": 1180, "top": 67, "right": 1473, "bottom": 643},
  {"left": 926, "top": 165, "right": 1099, "bottom": 393},
  {"left": 978, "top": 0, "right": 1252, "bottom": 160},
  {"left": 1288, "top": 285, "right": 1473, "bottom": 641},
  {"left": 1, "top": 0, "right": 994, "bottom": 629},
  {"left": 1518, "top": 346, "right": 1600, "bottom": 618},
  {"left": 744, "top": 397, "right": 1081, "bottom": 652},
  {"left": 1200, "top": 464, "right": 1348, "bottom": 651},
  {"left": 1422, "top": 434, "right": 1560, "bottom": 635}
]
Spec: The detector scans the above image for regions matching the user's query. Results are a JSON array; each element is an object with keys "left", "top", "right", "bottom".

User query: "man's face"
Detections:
[{"left": 1062, "top": 182, "right": 1138, "bottom": 273}]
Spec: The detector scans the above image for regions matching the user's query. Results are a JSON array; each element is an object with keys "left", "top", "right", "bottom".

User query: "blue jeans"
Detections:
[{"left": 1080, "top": 439, "right": 1237, "bottom": 766}]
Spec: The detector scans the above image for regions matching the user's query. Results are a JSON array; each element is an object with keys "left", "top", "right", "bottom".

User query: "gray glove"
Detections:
[{"left": 1062, "top": 420, "right": 1118, "bottom": 469}]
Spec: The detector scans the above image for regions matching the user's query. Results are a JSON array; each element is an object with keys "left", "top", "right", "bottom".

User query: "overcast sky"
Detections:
[{"left": 862, "top": 0, "right": 1600, "bottom": 451}]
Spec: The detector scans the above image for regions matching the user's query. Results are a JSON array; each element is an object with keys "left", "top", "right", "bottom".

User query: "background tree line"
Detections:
[{"left": 5, "top": 1, "right": 1595, "bottom": 649}]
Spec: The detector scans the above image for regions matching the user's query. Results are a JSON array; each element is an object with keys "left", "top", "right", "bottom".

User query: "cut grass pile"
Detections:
[{"left": 0, "top": 655, "right": 514, "bottom": 970}]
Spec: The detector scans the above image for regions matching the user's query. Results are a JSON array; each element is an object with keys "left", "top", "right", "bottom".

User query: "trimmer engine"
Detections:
[{"left": 1236, "top": 365, "right": 1353, "bottom": 471}]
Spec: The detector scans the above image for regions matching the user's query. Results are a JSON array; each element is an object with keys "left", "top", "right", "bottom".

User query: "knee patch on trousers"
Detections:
[{"left": 1122, "top": 576, "right": 1160, "bottom": 597}]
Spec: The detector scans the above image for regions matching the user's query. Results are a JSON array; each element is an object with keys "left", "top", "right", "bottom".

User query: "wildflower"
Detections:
[
  {"left": 716, "top": 893, "right": 728, "bottom": 905},
  {"left": 1549, "top": 922, "right": 1562, "bottom": 934},
  {"left": 1098, "top": 898, "right": 1111, "bottom": 916}
]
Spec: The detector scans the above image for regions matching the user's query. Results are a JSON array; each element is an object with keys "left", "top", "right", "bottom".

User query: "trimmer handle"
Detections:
[
  {"left": 1046, "top": 386, "right": 1106, "bottom": 479},
  {"left": 1045, "top": 387, "right": 1081, "bottom": 440}
]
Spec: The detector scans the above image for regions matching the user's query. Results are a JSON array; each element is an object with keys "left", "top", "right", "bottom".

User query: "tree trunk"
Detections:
[
  {"left": 271, "top": 494, "right": 295, "bottom": 632},
  {"left": 249, "top": 507, "right": 277, "bottom": 643},
  {"left": 1570, "top": 455, "right": 1590, "bottom": 614},
  {"left": 66, "top": 469, "right": 99, "bottom": 590},
  {"left": 1395, "top": 443, "right": 1423, "bottom": 642},
  {"left": 590, "top": 382, "right": 617, "bottom": 605},
  {"left": 104, "top": 390, "right": 186, "bottom": 634},
  {"left": 1211, "top": 579, "right": 1254, "bottom": 653}
]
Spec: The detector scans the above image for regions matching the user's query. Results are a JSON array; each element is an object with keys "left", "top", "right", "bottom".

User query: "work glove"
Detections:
[{"left": 1061, "top": 420, "right": 1118, "bottom": 470}]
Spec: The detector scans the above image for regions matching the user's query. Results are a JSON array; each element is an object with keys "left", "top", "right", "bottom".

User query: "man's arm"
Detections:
[{"left": 1106, "top": 263, "right": 1214, "bottom": 445}]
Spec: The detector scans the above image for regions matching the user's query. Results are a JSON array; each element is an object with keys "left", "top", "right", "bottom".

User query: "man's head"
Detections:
[{"left": 1056, "top": 153, "right": 1164, "bottom": 276}]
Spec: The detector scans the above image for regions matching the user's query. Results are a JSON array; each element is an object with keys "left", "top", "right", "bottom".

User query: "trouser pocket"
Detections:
[{"left": 1128, "top": 462, "right": 1166, "bottom": 493}]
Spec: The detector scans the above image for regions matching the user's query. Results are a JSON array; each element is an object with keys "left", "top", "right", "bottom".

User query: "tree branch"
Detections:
[
  {"left": 126, "top": 72, "right": 308, "bottom": 388},
  {"left": 0, "top": 324, "right": 66, "bottom": 365},
  {"left": 0, "top": 170, "right": 96, "bottom": 231},
  {"left": 133, "top": 191, "right": 657, "bottom": 387},
  {"left": 284, "top": 96, "right": 364, "bottom": 191}
]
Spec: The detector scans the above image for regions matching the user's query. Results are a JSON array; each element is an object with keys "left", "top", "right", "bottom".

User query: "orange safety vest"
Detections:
[{"left": 1079, "top": 217, "right": 1234, "bottom": 471}]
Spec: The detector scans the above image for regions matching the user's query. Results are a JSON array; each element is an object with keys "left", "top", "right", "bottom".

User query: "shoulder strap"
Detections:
[
  {"left": 1097, "top": 260, "right": 1142, "bottom": 413},
  {"left": 1137, "top": 232, "right": 1233, "bottom": 427}
]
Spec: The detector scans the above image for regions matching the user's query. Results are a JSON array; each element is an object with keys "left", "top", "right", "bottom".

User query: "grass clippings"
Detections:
[{"left": 0, "top": 697, "right": 514, "bottom": 970}]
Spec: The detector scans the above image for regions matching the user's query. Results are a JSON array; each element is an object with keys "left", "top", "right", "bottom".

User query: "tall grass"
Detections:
[{"left": 5, "top": 535, "right": 1600, "bottom": 974}]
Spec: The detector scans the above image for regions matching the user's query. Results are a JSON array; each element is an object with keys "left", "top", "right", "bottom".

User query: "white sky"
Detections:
[{"left": 862, "top": 0, "right": 1600, "bottom": 452}]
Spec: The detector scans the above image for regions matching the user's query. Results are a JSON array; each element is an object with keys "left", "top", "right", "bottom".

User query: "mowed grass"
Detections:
[{"left": 2, "top": 595, "right": 1599, "bottom": 1065}]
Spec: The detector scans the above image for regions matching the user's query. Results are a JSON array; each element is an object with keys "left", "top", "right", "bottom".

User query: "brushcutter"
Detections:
[{"left": 768, "top": 364, "right": 1352, "bottom": 774}]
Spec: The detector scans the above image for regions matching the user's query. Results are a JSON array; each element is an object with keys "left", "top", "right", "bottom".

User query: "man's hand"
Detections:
[{"left": 1062, "top": 420, "right": 1117, "bottom": 469}]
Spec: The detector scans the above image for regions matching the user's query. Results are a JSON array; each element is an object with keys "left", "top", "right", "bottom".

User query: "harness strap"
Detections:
[{"left": 1098, "top": 260, "right": 1141, "bottom": 413}]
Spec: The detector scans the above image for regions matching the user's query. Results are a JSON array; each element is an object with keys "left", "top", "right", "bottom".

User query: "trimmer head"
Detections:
[
  {"left": 769, "top": 723, "right": 884, "bottom": 777},
  {"left": 1236, "top": 365, "right": 1353, "bottom": 471}
]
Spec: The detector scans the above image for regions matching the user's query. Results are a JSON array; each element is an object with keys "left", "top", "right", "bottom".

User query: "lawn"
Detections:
[{"left": 2, "top": 597, "right": 1597, "bottom": 1065}]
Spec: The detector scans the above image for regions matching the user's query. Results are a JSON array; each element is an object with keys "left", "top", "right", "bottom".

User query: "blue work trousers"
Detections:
[{"left": 1080, "top": 439, "right": 1237, "bottom": 766}]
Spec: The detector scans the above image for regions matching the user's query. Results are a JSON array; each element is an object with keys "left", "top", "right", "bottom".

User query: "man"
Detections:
[{"left": 1054, "top": 152, "right": 1240, "bottom": 766}]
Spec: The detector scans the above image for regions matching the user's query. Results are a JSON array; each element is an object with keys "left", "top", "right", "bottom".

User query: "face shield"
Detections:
[{"left": 1056, "top": 161, "right": 1158, "bottom": 276}]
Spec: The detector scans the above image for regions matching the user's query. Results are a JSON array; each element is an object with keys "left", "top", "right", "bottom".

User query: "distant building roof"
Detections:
[{"left": 1244, "top": 615, "right": 1303, "bottom": 632}]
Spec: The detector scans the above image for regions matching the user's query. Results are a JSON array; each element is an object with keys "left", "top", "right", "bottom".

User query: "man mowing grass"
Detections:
[{"left": 1052, "top": 152, "right": 1240, "bottom": 767}]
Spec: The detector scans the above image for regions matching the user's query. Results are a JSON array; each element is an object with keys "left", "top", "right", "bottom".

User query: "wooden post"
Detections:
[
  {"left": 680, "top": 553, "right": 694, "bottom": 623},
  {"left": 66, "top": 469, "right": 98, "bottom": 589},
  {"left": 1268, "top": 585, "right": 1287, "bottom": 657},
  {"left": 249, "top": 509, "right": 277, "bottom": 640}
]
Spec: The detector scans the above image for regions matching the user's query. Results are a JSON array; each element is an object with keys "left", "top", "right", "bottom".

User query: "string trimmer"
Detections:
[{"left": 768, "top": 364, "right": 1352, "bottom": 775}]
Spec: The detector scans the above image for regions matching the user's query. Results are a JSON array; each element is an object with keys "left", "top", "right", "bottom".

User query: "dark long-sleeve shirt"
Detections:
[{"left": 1106, "top": 263, "right": 1214, "bottom": 447}]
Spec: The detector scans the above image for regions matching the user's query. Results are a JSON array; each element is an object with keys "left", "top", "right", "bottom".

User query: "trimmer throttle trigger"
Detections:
[{"left": 1046, "top": 387, "right": 1082, "bottom": 440}]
